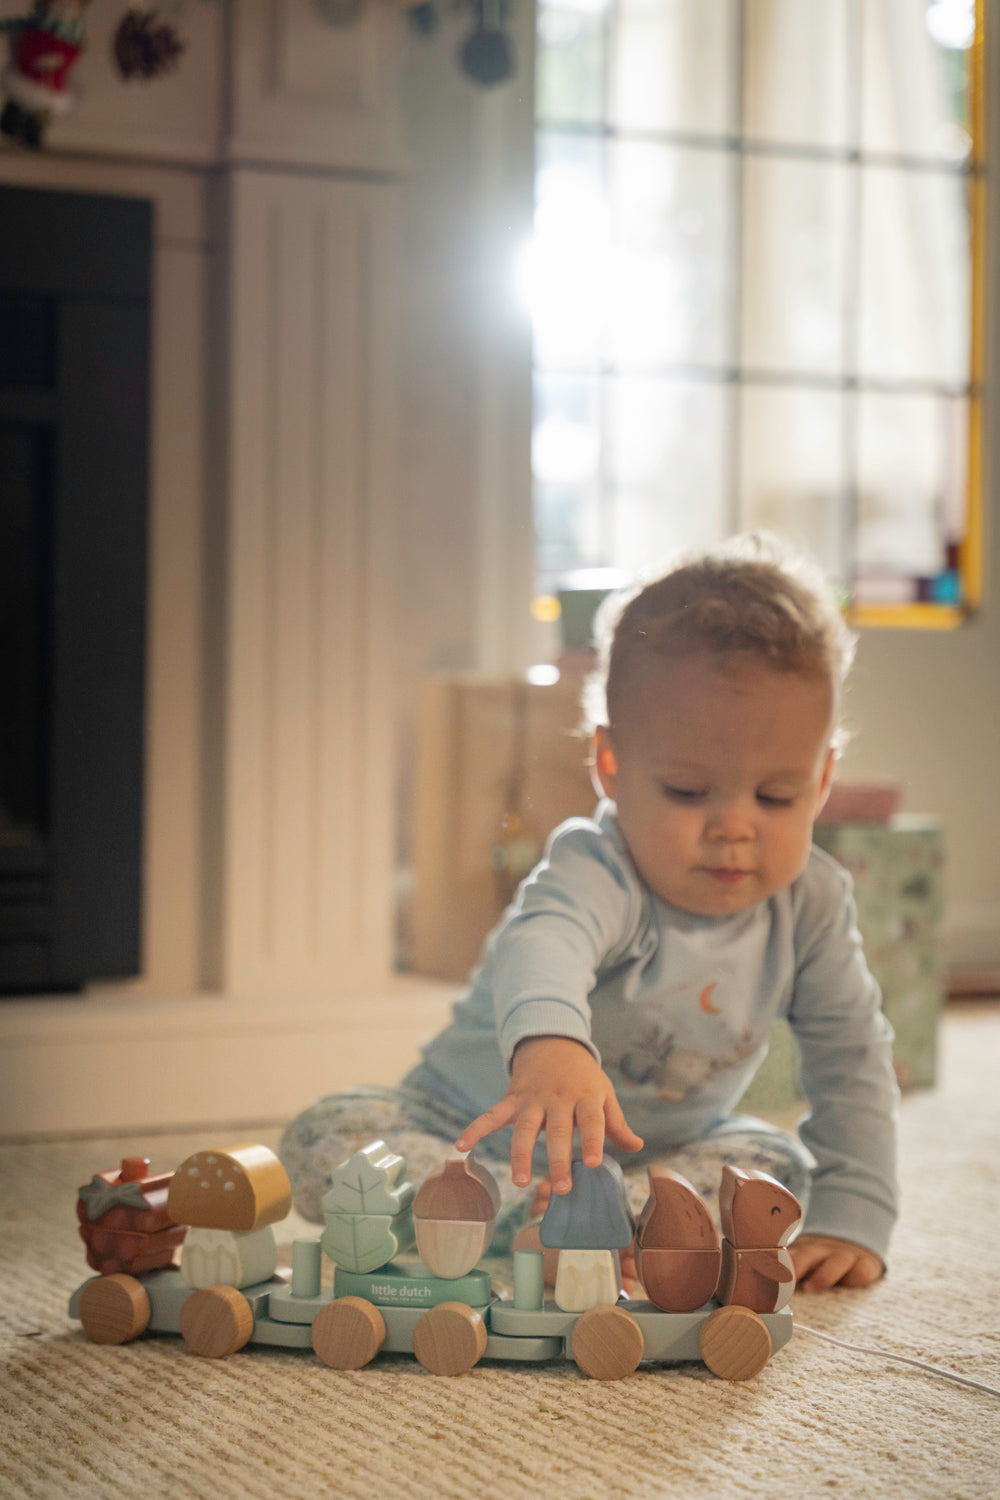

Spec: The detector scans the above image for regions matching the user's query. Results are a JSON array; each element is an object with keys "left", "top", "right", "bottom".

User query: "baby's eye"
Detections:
[
  {"left": 757, "top": 792, "right": 795, "bottom": 808},
  {"left": 662, "top": 785, "right": 706, "bottom": 802}
]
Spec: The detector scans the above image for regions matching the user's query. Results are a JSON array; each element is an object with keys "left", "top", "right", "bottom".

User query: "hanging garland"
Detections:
[{"left": 0, "top": 0, "right": 515, "bottom": 149}]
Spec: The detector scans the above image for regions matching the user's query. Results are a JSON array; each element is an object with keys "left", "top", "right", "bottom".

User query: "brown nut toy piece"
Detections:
[{"left": 413, "top": 1157, "right": 500, "bottom": 1279}]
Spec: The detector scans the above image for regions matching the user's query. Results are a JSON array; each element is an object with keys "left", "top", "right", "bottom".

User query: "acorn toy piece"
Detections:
[
  {"left": 412, "top": 1156, "right": 500, "bottom": 1278},
  {"left": 716, "top": 1165, "right": 802, "bottom": 1313},
  {"left": 634, "top": 1166, "right": 722, "bottom": 1312}
]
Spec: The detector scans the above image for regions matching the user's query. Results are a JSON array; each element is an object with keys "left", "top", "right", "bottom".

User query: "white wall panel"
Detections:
[
  {"left": 219, "top": 170, "right": 396, "bottom": 992},
  {"left": 227, "top": 0, "right": 404, "bottom": 173}
]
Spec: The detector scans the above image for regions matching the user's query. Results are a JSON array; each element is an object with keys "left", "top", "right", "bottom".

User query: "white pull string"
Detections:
[{"left": 795, "top": 1323, "right": 1000, "bottom": 1399}]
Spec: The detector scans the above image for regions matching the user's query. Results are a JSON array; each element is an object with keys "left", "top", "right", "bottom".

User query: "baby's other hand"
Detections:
[
  {"left": 454, "top": 1035, "right": 643, "bottom": 1196},
  {"left": 791, "top": 1234, "right": 884, "bottom": 1292}
]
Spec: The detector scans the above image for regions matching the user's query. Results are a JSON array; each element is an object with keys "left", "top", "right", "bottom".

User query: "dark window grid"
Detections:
[
  {"left": 536, "top": 120, "right": 981, "bottom": 179},
  {"left": 531, "top": 365, "right": 974, "bottom": 401}
]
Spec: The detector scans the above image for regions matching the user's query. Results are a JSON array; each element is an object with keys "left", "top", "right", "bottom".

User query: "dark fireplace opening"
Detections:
[
  {"left": 1, "top": 373, "right": 54, "bottom": 851},
  {"left": 0, "top": 186, "right": 151, "bottom": 995}
]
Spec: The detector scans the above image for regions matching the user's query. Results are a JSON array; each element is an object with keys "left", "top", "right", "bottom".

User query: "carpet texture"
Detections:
[{"left": 2, "top": 1005, "right": 998, "bottom": 1500}]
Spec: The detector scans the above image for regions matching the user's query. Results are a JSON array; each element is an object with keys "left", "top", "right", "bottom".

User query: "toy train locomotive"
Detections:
[{"left": 69, "top": 1140, "right": 801, "bottom": 1382}]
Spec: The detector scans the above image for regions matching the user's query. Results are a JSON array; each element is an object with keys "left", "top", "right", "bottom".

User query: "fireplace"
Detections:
[{"left": 0, "top": 185, "right": 150, "bottom": 993}]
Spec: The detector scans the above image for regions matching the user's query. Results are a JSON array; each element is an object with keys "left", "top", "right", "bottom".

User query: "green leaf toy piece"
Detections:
[
  {"left": 321, "top": 1141, "right": 415, "bottom": 1217},
  {"left": 321, "top": 1140, "right": 416, "bottom": 1274},
  {"left": 321, "top": 1211, "right": 415, "bottom": 1276}
]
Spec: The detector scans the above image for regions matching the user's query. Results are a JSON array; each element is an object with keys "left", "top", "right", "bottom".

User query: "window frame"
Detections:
[{"left": 531, "top": 0, "right": 986, "bottom": 630}]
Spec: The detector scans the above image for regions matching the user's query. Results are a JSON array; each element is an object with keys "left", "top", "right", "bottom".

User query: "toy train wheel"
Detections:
[
  {"left": 79, "top": 1274, "right": 151, "bottom": 1345},
  {"left": 571, "top": 1305, "right": 645, "bottom": 1381},
  {"left": 699, "top": 1305, "right": 772, "bottom": 1381},
  {"left": 412, "top": 1301, "right": 488, "bottom": 1376},
  {"left": 179, "top": 1285, "right": 254, "bottom": 1359},
  {"left": 312, "top": 1296, "right": 387, "bottom": 1370}
]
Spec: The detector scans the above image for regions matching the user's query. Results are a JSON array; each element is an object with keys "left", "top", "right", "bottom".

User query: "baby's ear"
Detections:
[
  {"left": 814, "top": 747, "right": 836, "bottom": 815},
  {"left": 591, "top": 727, "right": 618, "bottom": 800}
]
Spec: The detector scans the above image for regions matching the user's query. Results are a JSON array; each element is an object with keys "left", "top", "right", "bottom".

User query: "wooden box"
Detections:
[{"left": 411, "top": 673, "right": 594, "bottom": 982}]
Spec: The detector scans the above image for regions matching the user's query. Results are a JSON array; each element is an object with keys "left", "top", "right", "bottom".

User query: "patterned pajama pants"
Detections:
[{"left": 279, "top": 1083, "right": 815, "bottom": 1256}]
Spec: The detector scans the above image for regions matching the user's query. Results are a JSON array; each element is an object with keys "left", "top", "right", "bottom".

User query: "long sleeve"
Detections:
[
  {"left": 491, "top": 812, "right": 644, "bottom": 1067},
  {"left": 788, "top": 855, "right": 900, "bottom": 1263}
]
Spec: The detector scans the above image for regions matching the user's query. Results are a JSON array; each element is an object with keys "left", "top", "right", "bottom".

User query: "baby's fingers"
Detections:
[
  {"left": 455, "top": 1098, "right": 518, "bottom": 1153},
  {"left": 510, "top": 1104, "right": 546, "bottom": 1189},
  {"left": 575, "top": 1098, "right": 606, "bottom": 1170},
  {"left": 603, "top": 1093, "right": 644, "bottom": 1155},
  {"left": 540, "top": 1103, "right": 576, "bottom": 1195}
]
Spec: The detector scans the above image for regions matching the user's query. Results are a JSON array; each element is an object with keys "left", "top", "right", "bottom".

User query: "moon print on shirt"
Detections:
[
  {"left": 699, "top": 982, "right": 722, "bottom": 1015},
  {"left": 591, "top": 976, "right": 763, "bottom": 1104}
]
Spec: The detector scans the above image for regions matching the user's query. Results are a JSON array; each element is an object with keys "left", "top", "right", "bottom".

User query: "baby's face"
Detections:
[{"left": 595, "top": 650, "right": 836, "bottom": 917}]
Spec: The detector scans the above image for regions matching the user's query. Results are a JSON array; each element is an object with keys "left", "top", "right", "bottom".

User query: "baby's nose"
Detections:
[{"left": 706, "top": 800, "right": 755, "bottom": 841}]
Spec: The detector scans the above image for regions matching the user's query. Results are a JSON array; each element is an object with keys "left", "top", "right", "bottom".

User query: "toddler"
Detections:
[{"left": 281, "top": 533, "right": 899, "bottom": 1293}]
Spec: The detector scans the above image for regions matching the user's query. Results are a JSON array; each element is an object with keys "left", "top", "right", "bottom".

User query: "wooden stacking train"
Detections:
[{"left": 69, "top": 1139, "right": 801, "bottom": 1382}]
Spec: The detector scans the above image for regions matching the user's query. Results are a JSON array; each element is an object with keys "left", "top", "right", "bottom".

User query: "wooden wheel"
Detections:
[
  {"left": 571, "top": 1305, "right": 644, "bottom": 1381},
  {"left": 411, "top": 1302, "right": 488, "bottom": 1376},
  {"left": 699, "top": 1305, "right": 772, "bottom": 1381},
  {"left": 179, "top": 1285, "right": 254, "bottom": 1359},
  {"left": 311, "top": 1297, "right": 386, "bottom": 1370},
  {"left": 79, "top": 1274, "right": 151, "bottom": 1345}
]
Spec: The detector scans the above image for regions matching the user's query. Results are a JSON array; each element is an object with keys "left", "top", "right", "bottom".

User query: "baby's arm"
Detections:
[
  {"left": 791, "top": 1234, "right": 883, "bottom": 1292},
  {"left": 789, "top": 854, "right": 900, "bottom": 1277},
  {"left": 455, "top": 1035, "right": 644, "bottom": 1194}
]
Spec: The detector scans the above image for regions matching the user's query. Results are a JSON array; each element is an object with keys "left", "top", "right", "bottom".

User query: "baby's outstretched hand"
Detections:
[
  {"left": 455, "top": 1035, "right": 643, "bottom": 1195},
  {"left": 791, "top": 1234, "right": 884, "bottom": 1292}
]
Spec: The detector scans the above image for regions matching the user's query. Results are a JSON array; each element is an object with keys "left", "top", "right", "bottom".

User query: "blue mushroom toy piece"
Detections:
[{"left": 539, "top": 1159, "right": 636, "bottom": 1250}]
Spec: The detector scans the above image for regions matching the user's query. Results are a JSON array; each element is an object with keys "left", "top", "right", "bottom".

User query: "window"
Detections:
[{"left": 528, "top": 0, "right": 984, "bottom": 627}]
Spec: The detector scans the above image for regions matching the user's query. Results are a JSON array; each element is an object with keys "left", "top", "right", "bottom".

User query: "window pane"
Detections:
[
  {"left": 536, "top": 0, "right": 606, "bottom": 126},
  {"left": 738, "top": 386, "right": 847, "bottom": 579},
  {"left": 858, "top": 165, "right": 971, "bottom": 385},
  {"left": 742, "top": 157, "right": 850, "bottom": 373},
  {"left": 532, "top": 131, "right": 607, "bottom": 369},
  {"left": 862, "top": 0, "right": 974, "bottom": 162},
  {"left": 612, "top": 0, "right": 733, "bottom": 136},
  {"left": 533, "top": 373, "right": 604, "bottom": 576},
  {"left": 856, "top": 391, "right": 967, "bottom": 578},
  {"left": 608, "top": 143, "right": 734, "bottom": 368},
  {"left": 744, "top": 0, "right": 851, "bottom": 148},
  {"left": 606, "top": 376, "right": 729, "bottom": 570}
]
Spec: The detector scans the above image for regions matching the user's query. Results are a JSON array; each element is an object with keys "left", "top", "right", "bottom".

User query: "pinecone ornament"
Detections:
[{"left": 113, "top": 8, "right": 186, "bottom": 81}]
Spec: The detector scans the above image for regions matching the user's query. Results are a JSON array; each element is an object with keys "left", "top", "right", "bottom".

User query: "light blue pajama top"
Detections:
[{"left": 404, "top": 800, "right": 900, "bottom": 1262}]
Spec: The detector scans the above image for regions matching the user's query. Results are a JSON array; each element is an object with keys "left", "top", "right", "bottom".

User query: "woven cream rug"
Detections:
[{"left": 2, "top": 1004, "right": 998, "bottom": 1500}]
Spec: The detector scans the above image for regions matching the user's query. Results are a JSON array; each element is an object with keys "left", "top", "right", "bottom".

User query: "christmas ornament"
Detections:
[
  {"left": 113, "top": 8, "right": 186, "bottom": 81},
  {"left": 458, "top": 0, "right": 514, "bottom": 87},
  {"left": 0, "top": 0, "right": 90, "bottom": 148}
]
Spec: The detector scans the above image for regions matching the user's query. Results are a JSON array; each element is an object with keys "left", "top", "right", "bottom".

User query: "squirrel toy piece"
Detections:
[
  {"left": 716, "top": 1164, "right": 802, "bottom": 1313},
  {"left": 634, "top": 1166, "right": 722, "bottom": 1312}
]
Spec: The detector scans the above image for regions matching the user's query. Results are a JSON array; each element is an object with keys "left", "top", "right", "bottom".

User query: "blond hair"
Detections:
[{"left": 582, "top": 533, "right": 856, "bottom": 751}]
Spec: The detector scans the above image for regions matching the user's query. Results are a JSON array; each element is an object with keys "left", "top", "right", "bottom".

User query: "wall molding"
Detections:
[{"left": 0, "top": 980, "right": 452, "bottom": 1137}]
